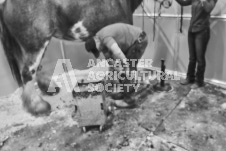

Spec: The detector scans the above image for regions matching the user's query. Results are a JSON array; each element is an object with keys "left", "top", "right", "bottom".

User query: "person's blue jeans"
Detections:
[{"left": 187, "top": 28, "right": 210, "bottom": 83}]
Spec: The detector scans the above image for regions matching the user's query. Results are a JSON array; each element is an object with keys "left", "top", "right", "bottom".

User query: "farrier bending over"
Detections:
[
  {"left": 85, "top": 23, "right": 148, "bottom": 108},
  {"left": 176, "top": 0, "right": 218, "bottom": 88}
]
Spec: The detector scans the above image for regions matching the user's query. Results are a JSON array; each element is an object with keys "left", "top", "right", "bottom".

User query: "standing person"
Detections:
[
  {"left": 176, "top": 0, "right": 218, "bottom": 88},
  {"left": 85, "top": 23, "right": 148, "bottom": 108}
]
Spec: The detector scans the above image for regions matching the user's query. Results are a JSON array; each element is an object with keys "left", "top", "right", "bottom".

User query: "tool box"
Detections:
[{"left": 74, "top": 81, "right": 114, "bottom": 132}]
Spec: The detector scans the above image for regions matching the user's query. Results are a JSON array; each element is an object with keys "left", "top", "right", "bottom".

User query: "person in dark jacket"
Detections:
[
  {"left": 176, "top": 0, "right": 217, "bottom": 88},
  {"left": 85, "top": 23, "right": 148, "bottom": 108}
]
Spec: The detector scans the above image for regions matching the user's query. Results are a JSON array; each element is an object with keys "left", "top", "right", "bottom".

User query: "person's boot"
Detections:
[
  {"left": 110, "top": 85, "right": 136, "bottom": 107},
  {"left": 113, "top": 96, "right": 136, "bottom": 108},
  {"left": 110, "top": 92, "right": 125, "bottom": 100},
  {"left": 112, "top": 82, "right": 137, "bottom": 108},
  {"left": 192, "top": 68, "right": 205, "bottom": 89},
  {"left": 191, "top": 81, "right": 205, "bottom": 89},
  {"left": 180, "top": 78, "right": 195, "bottom": 85},
  {"left": 112, "top": 70, "right": 137, "bottom": 108},
  {"left": 109, "top": 80, "right": 125, "bottom": 100}
]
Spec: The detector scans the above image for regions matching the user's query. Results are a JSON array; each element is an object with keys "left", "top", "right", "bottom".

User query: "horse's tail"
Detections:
[{"left": 0, "top": 3, "right": 23, "bottom": 86}]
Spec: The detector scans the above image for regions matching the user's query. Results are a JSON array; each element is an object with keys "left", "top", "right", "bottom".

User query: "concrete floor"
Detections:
[{"left": 0, "top": 79, "right": 226, "bottom": 151}]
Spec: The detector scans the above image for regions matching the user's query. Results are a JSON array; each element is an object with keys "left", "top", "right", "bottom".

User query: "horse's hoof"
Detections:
[
  {"left": 34, "top": 100, "right": 51, "bottom": 116},
  {"left": 22, "top": 94, "right": 51, "bottom": 116}
]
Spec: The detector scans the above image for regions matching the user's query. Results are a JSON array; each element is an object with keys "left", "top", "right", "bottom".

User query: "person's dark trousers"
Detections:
[
  {"left": 121, "top": 32, "right": 148, "bottom": 100},
  {"left": 109, "top": 32, "right": 148, "bottom": 102},
  {"left": 187, "top": 28, "right": 210, "bottom": 84}
]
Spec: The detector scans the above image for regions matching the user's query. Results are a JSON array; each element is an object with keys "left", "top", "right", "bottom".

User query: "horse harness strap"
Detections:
[
  {"left": 153, "top": 0, "right": 173, "bottom": 41},
  {"left": 153, "top": 0, "right": 156, "bottom": 41},
  {"left": 142, "top": 1, "right": 145, "bottom": 31},
  {"left": 180, "top": 6, "right": 183, "bottom": 33}
]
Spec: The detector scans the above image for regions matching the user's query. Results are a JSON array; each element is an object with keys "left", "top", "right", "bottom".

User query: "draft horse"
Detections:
[{"left": 0, "top": 0, "right": 144, "bottom": 116}]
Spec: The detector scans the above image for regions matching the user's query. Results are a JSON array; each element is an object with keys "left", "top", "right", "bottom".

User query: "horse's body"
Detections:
[{"left": 0, "top": 0, "right": 143, "bottom": 115}]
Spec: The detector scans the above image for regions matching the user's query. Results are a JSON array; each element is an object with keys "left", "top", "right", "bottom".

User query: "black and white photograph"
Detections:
[{"left": 0, "top": 0, "right": 225, "bottom": 150}]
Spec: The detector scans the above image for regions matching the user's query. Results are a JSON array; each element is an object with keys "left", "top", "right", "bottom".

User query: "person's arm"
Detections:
[
  {"left": 102, "top": 37, "right": 129, "bottom": 68},
  {"left": 201, "top": 0, "right": 217, "bottom": 13},
  {"left": 175, "top": 0, "right": 192, "bottom": 6}
]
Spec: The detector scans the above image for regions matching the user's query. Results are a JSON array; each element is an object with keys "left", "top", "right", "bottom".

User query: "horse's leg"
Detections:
[
  {"left": 36, "top": 65, "right": 60, "bottom": 96},
  {"left": 21, "top": 40, "right": 52, "bottom": 115}
]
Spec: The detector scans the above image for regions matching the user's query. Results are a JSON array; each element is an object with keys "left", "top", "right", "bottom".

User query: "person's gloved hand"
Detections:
[
  {"left": 118, "top": 67, "right": 131, "bottom": 84},
  {"left": 92, "top": 49, "right": 100, "bottom": 58}
]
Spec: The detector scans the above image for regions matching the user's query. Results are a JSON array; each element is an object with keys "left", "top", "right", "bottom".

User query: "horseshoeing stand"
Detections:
[{"left": 153, "top": 59, "right": 172, "bottom": 92}]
